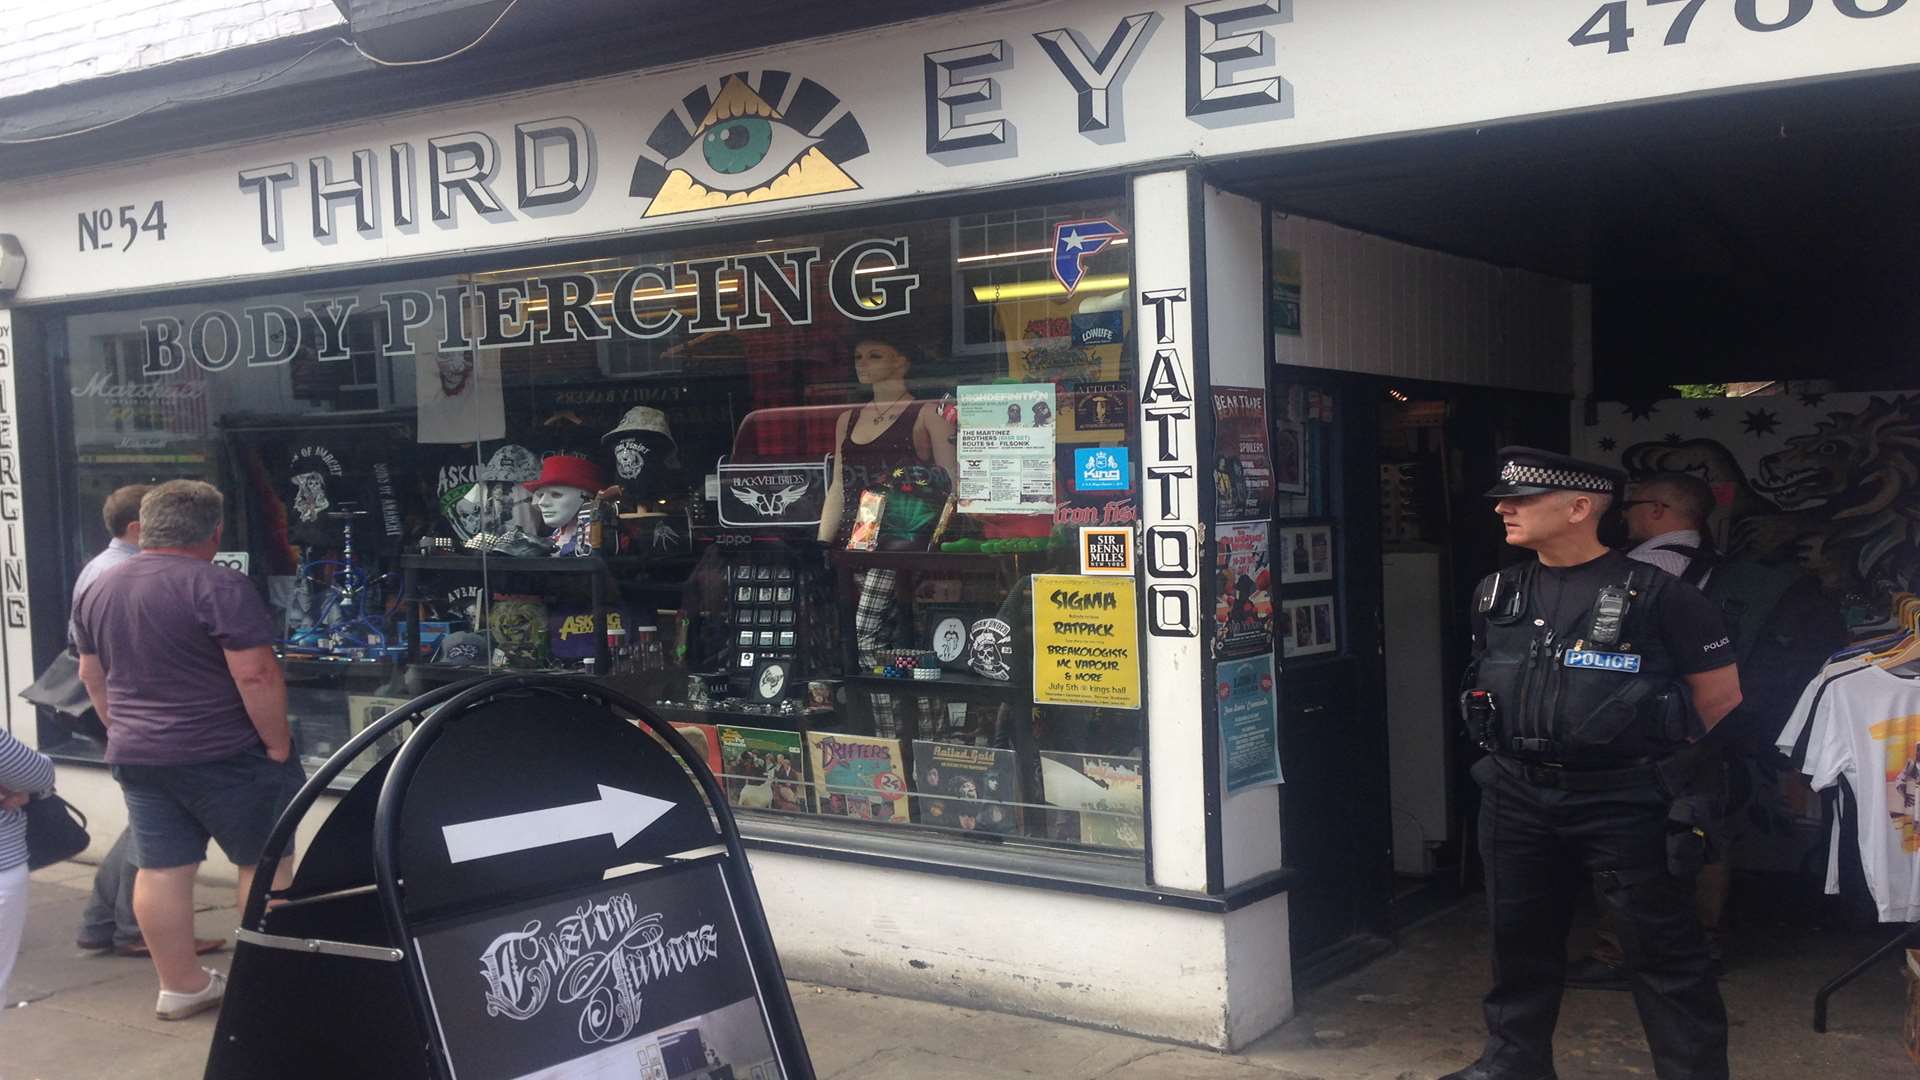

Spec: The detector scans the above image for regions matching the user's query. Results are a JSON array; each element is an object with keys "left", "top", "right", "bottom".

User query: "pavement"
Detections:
[{"left": 2, "top": 860, "right": 1915, "bottom": 1079}]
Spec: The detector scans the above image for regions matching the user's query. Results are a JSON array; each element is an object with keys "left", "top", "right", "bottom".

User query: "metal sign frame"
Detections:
[{"left": 207, "top": 673, "right": 814, "bottom": 1080}]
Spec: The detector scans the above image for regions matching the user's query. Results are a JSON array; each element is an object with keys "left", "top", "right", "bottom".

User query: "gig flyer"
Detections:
[
  {"left": 1210, "top": 387, "right": 1274, "bottom": 522},
  {"left": 1031, "top": 574, "right": 1141, "bottom": 710},
  {"left": 1218, "top": 654, "right": 1283, "bottom": 794},
  {"left": 957, "top": 383, "right": 1056, "bottom": 515},
  {"left": 1212, "top": 522, "right": 1273, "bottom": 658}
]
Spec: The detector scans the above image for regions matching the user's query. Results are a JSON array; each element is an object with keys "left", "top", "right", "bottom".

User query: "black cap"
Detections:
[{"left": 1484, "top": 446, "right": 1625, "bottom": 499}]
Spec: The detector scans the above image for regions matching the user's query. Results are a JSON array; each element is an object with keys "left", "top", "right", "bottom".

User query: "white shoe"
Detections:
[{"left": 155, "top": 966, "right": 226, "bottom": 1020}]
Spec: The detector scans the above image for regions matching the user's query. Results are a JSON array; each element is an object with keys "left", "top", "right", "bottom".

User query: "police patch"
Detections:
[{"left": 1563, "top": 649, "right": 1642, "bottom": 673}]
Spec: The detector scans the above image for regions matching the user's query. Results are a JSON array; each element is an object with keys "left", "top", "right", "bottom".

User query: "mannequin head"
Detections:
[
  {"left": 533, "top": 485, "right": 589, "bottom": 528},
  {"left": 523, "top": 455, "right": 606, "bottom": 532},
  {"left": 852, "top": 337, "right": 913, "bottom": 386}
]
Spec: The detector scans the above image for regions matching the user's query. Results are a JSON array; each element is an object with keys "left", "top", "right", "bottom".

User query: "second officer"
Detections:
[{"left": 1438, "top": 448, "right": 1743, "bottom": 1080}]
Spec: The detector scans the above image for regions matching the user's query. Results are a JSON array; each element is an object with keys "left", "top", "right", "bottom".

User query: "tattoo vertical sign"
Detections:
[
  {"left": 1132, "top": 170, "right": 1207, "bottom": 890},
  {"left": 0, "top": 310, "right": 30, "bottom": 730}
]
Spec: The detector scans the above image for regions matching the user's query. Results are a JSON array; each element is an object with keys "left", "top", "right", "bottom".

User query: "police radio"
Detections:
[
  {"left": 1477, "top": 571, "right": 1524, "bottom": 625},
  {"left": 1587, "top": 583, "right": 1633, "bottom": 646}
]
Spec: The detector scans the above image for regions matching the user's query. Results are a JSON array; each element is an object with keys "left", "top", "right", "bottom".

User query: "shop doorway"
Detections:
[
  {"left": 1372, "top": 380, "right": 1567, "bottom": 924},
  {"left": 1236, "top": 66, "right": 1920, "bottom": 986},
  {"left": 1272, "top": 367, "right": 1565, "bottom": 982}
]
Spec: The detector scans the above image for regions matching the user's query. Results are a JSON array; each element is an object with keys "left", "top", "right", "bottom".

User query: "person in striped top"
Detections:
[{"left": 0, "top": 726, "right": 57, "bottom": 1003}]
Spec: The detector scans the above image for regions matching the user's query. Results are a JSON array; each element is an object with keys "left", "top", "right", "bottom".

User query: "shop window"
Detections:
[{"left": 47, "top": 198, "right": 1147, "bottom": 867}]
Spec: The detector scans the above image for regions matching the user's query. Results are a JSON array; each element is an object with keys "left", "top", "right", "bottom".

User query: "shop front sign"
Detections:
[
  {"left": 133, "top": 233, "right": 917, "bottom": 375},
  {"left": 0, "top": 312, "right": 24, "bottom": 641},
  {"left": 7, "top": 0, "right": 1913, "bottom": 304}
]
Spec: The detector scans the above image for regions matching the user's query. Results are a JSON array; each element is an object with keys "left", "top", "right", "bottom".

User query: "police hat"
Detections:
[{"left": 1484, "top": 446, "right": 1624, "bottom": 499}]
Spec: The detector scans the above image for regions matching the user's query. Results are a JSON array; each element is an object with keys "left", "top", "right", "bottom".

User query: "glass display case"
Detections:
[{"left": 46, "top": 197, "right": 1148, "bottom": 859}]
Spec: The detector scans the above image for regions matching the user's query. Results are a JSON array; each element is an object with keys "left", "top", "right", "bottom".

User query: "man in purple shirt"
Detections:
[
  {"left": 73, "top": 480, "right": 302, "bottom": 1021},
  {"left": 70, "top": 484, "right": 226, "bottom": 959}
]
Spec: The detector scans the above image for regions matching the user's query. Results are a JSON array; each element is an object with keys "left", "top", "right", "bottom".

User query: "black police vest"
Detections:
[{"left": 1469, "top": 561, "right": 1691, "bottom": 763}]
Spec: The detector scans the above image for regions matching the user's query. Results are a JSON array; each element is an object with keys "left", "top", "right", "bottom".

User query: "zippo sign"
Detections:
[{"left": 5, "top": 0, "right": 1915, "bottom": 303}]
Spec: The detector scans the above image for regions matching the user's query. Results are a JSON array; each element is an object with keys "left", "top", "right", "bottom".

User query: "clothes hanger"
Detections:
[{"left": 1869, "top": 594, "right": 1920, "bottom": 671}]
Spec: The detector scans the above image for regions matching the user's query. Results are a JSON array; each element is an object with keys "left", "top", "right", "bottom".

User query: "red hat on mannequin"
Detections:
[{"left": 523, "top": 454, "right": 605, "bottom": 493}]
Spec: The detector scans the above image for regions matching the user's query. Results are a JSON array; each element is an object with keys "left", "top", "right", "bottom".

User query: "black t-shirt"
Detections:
[{"left": 1473, "top": 550, "right": 1734, "bottom": 675}]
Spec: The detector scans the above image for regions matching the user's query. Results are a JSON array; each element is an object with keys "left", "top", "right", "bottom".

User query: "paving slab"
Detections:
[{"left": 5, "top": 863, "right": 1915, "bottom": 1080}]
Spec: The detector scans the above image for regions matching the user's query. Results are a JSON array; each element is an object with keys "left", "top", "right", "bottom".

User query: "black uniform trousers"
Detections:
[{"left": 1470, "top": 754, "right": 1728, "bottom": 1080}]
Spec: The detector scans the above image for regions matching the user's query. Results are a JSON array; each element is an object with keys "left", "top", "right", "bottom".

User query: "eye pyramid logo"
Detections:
[{"left": 630, "top": 71, "right": 868, "bottom": 218}]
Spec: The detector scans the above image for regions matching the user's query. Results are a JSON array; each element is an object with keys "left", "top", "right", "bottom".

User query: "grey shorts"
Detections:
[{"left": 112, "top": 748, "right": 306, "bottom": 870}]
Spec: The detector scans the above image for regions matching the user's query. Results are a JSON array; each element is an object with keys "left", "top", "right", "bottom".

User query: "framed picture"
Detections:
[
  {"left": 1278, "top": 523, "right": 1334, "bottom": 584},
  {"left": 921, "top": 603, "right": 984, "bottom": 673},
  {"left": 1281, "top": 595, "right": 1337, "bottom": 658},
  {"left": 1272, "top": 418, "right": 1307, "bottom": 495}
]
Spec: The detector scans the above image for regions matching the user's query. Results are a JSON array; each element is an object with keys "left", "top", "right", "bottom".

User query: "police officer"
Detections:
[{"left": 1439, "top": 448, "right": 1743, "bottom": 1080}]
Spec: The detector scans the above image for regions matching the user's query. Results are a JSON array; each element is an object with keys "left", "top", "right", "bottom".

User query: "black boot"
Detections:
[
  {"left": 1563, "top": 954, "right": 1630, "bottom": 991},
  {"left": 1436, "top": 1063, "right": 1558, "bottom": 1080}
]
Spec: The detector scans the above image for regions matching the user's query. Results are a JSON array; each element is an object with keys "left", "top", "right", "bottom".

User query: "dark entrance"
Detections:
[{"left": 1230, "top": 66, "right": 1920, "bottom": 985}]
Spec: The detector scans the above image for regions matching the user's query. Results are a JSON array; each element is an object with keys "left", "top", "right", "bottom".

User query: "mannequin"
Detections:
[
  {"left": 817, "top": 336, "right": 959, "bottom": 667},
  {"left": 817, "top": 337, "right": 958, "bottom": 544},
  {"left": 523, "top": 455, "right": 606, "bottom": 557}
]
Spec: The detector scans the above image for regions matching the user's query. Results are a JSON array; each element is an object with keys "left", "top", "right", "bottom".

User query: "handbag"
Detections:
[
  {"left": 24, "top": 792, "right": 91, "bottom": 870},
  {"left": 19, "top": 648, "right": 94, "bottom": 721}
]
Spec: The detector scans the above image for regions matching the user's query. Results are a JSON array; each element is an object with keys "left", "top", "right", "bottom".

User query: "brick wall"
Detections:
[{"left": 0, "top": 0, "right": 345, "bottom": 101}]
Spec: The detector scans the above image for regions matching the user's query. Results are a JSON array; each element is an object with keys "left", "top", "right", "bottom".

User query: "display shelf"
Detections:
[
  {"left": 846, "top": 671, "right": 1024, "bottom": 695},
  {"left": 400, "top": 554, "right": 609, "bottom": 574},
  {"left": 407, "top": 662, "right": 582, "bottom": 681},
  {"left": 400, "top": 552, "right": 697, "bottom": 578},
  {"left": 278, "top": 654, "right": 403, "bottom": 676},
  {"left": 644, "top": 701, "right": 836, "bottom": 732},
  {"left": 835, "top": 549, "right": 1045, "bottom": 571}
]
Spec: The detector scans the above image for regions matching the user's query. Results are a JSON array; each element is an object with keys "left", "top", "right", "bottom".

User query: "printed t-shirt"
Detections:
[
  {"left": 1798, "top": 663, "right": 1920, "bottom": 922},
  {"left": 72, "top": 553, "right": 279, "bottom": 766},
  {"left": 1776, "top": 658, "right": 1873, "bottom": 895}
]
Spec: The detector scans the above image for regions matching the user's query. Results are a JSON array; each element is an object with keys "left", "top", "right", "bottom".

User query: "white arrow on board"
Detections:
[{"left": 441, "top": 785, "right": 675, "bottom": 864}]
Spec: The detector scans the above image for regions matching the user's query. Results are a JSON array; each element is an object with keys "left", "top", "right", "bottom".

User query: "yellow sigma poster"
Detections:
[{"left": 1032, "top": 574, "right": 1141, "bottom": 709}]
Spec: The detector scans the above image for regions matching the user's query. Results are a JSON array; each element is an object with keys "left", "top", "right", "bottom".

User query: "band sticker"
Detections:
[{"left": 1563, "top": 649, "right": 1641, "bottom": 673}]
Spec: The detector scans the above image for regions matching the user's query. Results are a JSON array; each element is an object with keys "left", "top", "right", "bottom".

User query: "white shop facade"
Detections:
[{"left": 1, "top": 0, "right": 1915, "bottom": 1049}]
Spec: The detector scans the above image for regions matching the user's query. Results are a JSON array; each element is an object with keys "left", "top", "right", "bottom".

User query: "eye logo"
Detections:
[{"left": 629, "top": 71, "right": 868, "bottom": 218}]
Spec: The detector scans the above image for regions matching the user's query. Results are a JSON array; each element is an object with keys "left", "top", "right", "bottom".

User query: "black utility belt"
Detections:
[{"left": 1493, "top": 754, "right": 1660, "bottom": 792}]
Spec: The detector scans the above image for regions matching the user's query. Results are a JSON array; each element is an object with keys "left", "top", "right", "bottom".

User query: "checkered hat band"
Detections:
[{"left": 1500, "top": 462, "right": 1612, "bottom": 493}]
